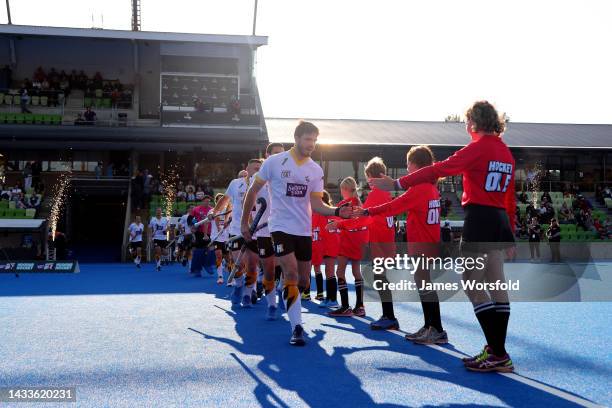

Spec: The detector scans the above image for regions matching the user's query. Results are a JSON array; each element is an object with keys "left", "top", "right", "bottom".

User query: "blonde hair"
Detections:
[
  {"left": 364, "top": 156, "right": 387, "bottom": 179},
  {"left": 340, "top": 176, "right": 359, "bottom": 199}
]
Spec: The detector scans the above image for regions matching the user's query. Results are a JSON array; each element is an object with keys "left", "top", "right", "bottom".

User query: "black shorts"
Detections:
[
  {"left": 154, "top": 239, "right": 168, "bottom": 248},
  {"left": 214, "top": 241, "right": 228, "bottom": 254},
  {"left": 228, "top": 234, "right": 258, "bottom": 254},
  {"left": 257, "top": 236, "right": 274, "bottom": 259},
  {"left": 129, "top": 241, "right": 143, "bottom": 251},
  {"left": 461, "top": 204, "right": 515, "bottom": 253},
  {"left": 271, "top": 231, "right": 312, "bottom": 262},
  {"left": 178, "top": 235, "right": 193, "bottom": 250},
  {"left": 193, "top": 231, "right": 211, "bottom": 249}
]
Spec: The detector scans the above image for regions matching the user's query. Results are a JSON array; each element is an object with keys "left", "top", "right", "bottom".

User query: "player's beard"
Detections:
[{"left": 296, "top": 145, "right": 312, "bottom": 158}]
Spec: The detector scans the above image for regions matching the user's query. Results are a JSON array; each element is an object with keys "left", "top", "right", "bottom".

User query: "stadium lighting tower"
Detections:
[
  {"left": 5, "top": 0, "right": 12, "bottom": 24},
  {"left": 131, "top": 0, "right": 141, "bottom": 31}
]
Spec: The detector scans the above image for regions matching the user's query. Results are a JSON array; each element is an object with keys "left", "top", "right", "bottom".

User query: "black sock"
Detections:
[
  {"left": 315, "top": 273, "right": 324, "bottom": 295},
  {"left": 419, "top": 289, "right": 443, "bottom": 332},
  {"left": 338, "top": 278, "right": 349, "bottom": 308},
  {"left": 377, "top": 274, "right": 396, "bottom": 319},
  {"left": 494, "top": 302, "right": 510, "bottom": 356},
  {"left": 326, "top": 277, "right": 337, "bottom": 301},
  {"left": 355, "top": 278, "right": 364, "bottom": 308},
  {"left": 474, "top": 302, "right": 497, "bottom": 353},
  {"left": 274, "top": 265, "right": 282, "bottom": 281}
]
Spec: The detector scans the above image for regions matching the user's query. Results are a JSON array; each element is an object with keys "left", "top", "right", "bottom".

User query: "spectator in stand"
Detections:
[
  {"left": 593, "top": 218, "right": 605, "bottom": 239},
  {"left": 195, "top": 187, "right": 205, "bottom": 201},
  {"left": 185, "top": 185, "right": 196, "bottom": 202},
  {"left": 83, "top": 106, "right": 97, "bottom": 125},
  {"left": 27, "top": 194, "right": 41, "bottom": 209},
  {"left": 441, "top": 221, "right": 453, "bottom": 258},
  {"left": 604, "top": 217, "right": 612, "bottom": 239},
  {"left": 518, "top": 190, "right": 528, "bottom": 204},
  {"left": 546, "top": 218, "right": 561, "bottom": 262},
  {"left": 20, "top": 88, "right": 32, "bottom": 113},
  {"left": 541, "top": 191, "right": 551, "bottom": 204},
  {"left": 202, "top": 182, "right": 214, "bottom": 198},
  {"left": 559, "top": 202, "right": 573, "bottom": 224},
  {"left": 95, "top": 162, "right": 103, "bottom": 179},
  {"left": 603, "top": 186, "right": 611, "bottom": 199},
  {"left": 528, "top": 217, "right": 542, "bottom": 261},
  {"left": 230, "top": 98, "right": 241, "bottom": 122},
  {"left": 518, "top": 220, "right": 529, "bottom": 240},
  {"left": 23, "top": 162, "right": 33, "bottom": 191}
]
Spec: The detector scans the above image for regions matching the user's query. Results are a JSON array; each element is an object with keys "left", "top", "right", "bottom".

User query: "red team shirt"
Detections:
[
  {"left": 368, "top": 183, "right": 441, "bottom": 250},
  {"left": 336, "top": 197, "right": 370, "bottom": 260},
  {"left": 363, "top": 187, "right": 396, "bottom": 244},
  {"left": 397, "top": 136, "right": 516, "bottom": 231},
  {"left": 191, "top": 205, "right": 213, "bottom": 235}
]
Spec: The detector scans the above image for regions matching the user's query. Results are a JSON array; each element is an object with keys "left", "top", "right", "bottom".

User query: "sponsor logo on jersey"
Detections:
[
  {"left": 281, "top": 170, "right": 291, "bottom": 179},
  {"left": 286, "top": 183, "right": 307, "bottom": 197}
]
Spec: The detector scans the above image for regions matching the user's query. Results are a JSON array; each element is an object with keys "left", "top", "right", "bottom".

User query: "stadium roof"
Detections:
[
  {"left": 0, "top": 24, "right": 268, "bottom": 47},
  {"left": 266, "top": 118, "right": 612, "bottom": 149}
]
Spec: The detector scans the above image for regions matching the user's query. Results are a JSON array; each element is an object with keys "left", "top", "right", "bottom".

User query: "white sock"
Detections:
[
  {"left": 285, "top": 290, "right": 302, "bottom": 330},
  {"left": 217, "top": 265, "right": 223, "bottom": 278},
  {"left": 156, "top": 259, "right": 161, "bottom": 267},
  {"left": 266, "top": 290, "right": 276, "bottom": 307}
]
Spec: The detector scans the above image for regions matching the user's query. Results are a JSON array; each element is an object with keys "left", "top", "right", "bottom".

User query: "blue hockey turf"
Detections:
[{"left": 1, "top": 263, "right": 610, "bottom": 407}]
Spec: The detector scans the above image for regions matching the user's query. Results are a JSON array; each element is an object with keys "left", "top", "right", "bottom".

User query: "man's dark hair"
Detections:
[
  {"left": 266, "top": 143, "right": 284, "bottom": 156},
  {"left": 294, "top": 120, "right": 319, "bottom": 139}
]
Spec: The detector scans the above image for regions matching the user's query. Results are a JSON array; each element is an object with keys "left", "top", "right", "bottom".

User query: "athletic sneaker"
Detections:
[
  {"left": 266, "top": 305, "right": 277, "bottom": 321},
  {"left": 251, "top": 290, "right": 258, "bottom": 305},
  {"left": 301, "top": 292, "right": 311, "bottom": 301},
  {"left": 412, "top": 327, "right": 449, "bottom": 345},
  {"left": 405, "top": 326, "right": 428, "bottom": 341},
  {"left": 328, "top": 306, "right": 353, "bottom": 317},
  {"left": 216, "top": 276, "right": 224, "bottom": 285},
  {"left": 256, "top": 282, "right": 264, "bottom": 299},
  {"left": 318, "top": 299, "right": 329, "bottom": 308},
  {"left": 370, "top": 316, "right": 400, "bottom": 331},
  {"left": 352, "top": 306, "right": 366, "bottom": 317},
  {"left": 242, "top": 294, "right": 253, "bottom": 308},
  {"left": 231, "top": 286, "right": 242, "bottom": 305},
  {"left": 136, "top": 263, "right": 141, "bottom": 269},
  {"left": 325, "top": 300, "right": 339, "bottom": 308},
  {"left": 156, "top": 265, "right": 161, "bottom": 272},
  {"left": 462, "top": 345, "right": 492, "bottom": 364},
  {"left": 465, "top": 351, "right": 514, "bottom": 373},
  {"left": 290, "top": 324, "right": 306, "bottom": 346},
  {"left": 314, "top": 293, "right": 325, "bottom": 301}
]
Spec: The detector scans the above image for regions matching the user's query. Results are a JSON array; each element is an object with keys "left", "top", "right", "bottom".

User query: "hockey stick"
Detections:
[{"left": 226, "top": 197, "right": 267, "bottom": 285}]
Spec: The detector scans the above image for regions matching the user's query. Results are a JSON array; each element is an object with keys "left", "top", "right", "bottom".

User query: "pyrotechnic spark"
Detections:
[
  {"left": 530, "top": 163, "right": 544, "bottom": 208},
  {"left": 48, "top": 171, "right": 72, "bottom": 241},
  {"left": 159, "top": 163, "right": 179, "bottom": 239}
]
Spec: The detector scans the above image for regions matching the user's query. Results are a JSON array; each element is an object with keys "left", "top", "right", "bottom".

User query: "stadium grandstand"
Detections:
[{"left": 1, "top": 24, "right": 611, "bottom": 261}]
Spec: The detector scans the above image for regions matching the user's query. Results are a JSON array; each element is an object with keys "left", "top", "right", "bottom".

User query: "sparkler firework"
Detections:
[{"left": 48, "top": 172, "right": 72, "bottom": 241}]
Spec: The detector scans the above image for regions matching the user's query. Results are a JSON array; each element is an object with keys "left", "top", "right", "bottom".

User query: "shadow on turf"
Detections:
[{"left": 189, "top": 284, "right": 592, "bottom": 408}]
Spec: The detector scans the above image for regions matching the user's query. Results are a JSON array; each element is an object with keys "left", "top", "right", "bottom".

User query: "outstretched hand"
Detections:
[
  {"left": 368, "top": 174, "right": 396, "bottom": 191},
  {"left": 352, "top": 206, "right": 368, "bottom": 217},
  {"left": 337, "top": 205, "right": 353, "bottom": 219}
]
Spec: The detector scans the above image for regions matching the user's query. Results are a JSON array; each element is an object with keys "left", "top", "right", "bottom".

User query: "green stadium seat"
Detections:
[
  {"left": 4, "top": 94, "right": 13, "bottom": 104},
  {"left": 31, "top": 95, "right": 40, "bottom": 106},
  {"left": 95, "top": 89, "right": 103, "bottom": 98},
  {"left": 84, "top": 97, "right": 93, "bottom": 107},
  {"left": 42, "top": 114, "right": 52, "bottom": 124},
  {"left": 13, "top": 208, "right": 26, "bottom": 218},
  {"left": 0, "top": 200, "right": 7, "bottom": 208},
  {"left": 25, "top": 208, "right": 36, "bottom": 218},
  {"left": 51, "top": 114, "right": 62, "bottom": 125},
  {"left": 24, "top": 114, "right": 34, "bottom": 124},
  {"left": 14, "top": 113, "right": 24, "bottom": 124},
  {"left": 0, "top": 112, "right": 6, "bottom": 123},
  {"left": 103, "top": 98, "right": 112, "bottom": 108},
  {"left": 13, "top": 95, "right": 20, "bottom": 105},
  {"left": 5, "top": 113, "right": 15, "bottom": 123},
  {"left": 40, "top": 96, "right": 48, "bottom": 106},
  {"left": 8, "top": 200, "right": 15, "bottom": 209},
  {"left": 34, "top": 114, "right": 44, "bottom": 124}
]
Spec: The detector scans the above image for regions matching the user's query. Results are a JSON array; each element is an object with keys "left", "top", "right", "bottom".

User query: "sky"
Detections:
[{"left": 1, "top": 0, "right": 611, "bottom": 124}]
